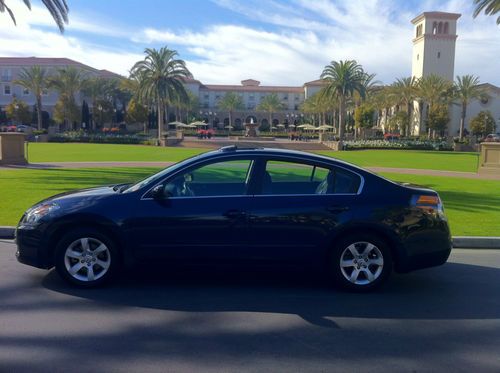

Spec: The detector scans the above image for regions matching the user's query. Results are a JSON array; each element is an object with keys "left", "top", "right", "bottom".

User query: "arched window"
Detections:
[
  {"left": 444, "top": 22, "right": 449, "bottom": 34},
  {"left": 438, "top": 22, "right": 443, "bottom": 34},
  {"left": 432, "top": 22, "right": 437, "bottom": 34}
]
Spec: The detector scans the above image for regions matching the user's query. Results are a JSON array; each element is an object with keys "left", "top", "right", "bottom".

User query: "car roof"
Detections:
[{"left": 199, "top": 146, "right": 367, "bottom": 173}]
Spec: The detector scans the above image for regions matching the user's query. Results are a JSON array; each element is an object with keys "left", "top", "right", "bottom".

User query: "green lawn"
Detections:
[
  {"left": 28, "top": 143, "right": 207, "bottom": 163},
  {"left": 27, "top": 143, "right": 480, "bottom": 172},
  {"left": 1, "top": 167, "right": 498, "bottom": 236},
  {"left": 318, "top": 150, "right": 480, "bottom": 172}
]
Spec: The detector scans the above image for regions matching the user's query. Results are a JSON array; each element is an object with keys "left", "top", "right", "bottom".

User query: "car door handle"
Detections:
[
  {"left": 326, "top": 205, "right": 350, "bottom": 213},
  {"left": 223, "top": 210, "right": 247, "bottom": 218}
]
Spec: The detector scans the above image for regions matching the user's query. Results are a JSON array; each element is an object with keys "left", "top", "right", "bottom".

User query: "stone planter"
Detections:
[
  {"left": 478, "top": 142, "right": 500, "bottom": 176},
  {"left": 0, "top": 133, "right": 27, "bottom": 165}
]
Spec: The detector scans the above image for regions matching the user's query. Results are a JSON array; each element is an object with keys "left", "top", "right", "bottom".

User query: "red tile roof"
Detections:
[
  {"left": 0, "top": 57, "right": 121, "bottom": 78},
  {"left": 200, "top": 84, "right": 303, "bottom": 93}
]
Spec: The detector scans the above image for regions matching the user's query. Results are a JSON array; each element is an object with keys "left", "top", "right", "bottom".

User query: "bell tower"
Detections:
[{"left": 411, "top": 11, "right": 461, "bottom": 81}]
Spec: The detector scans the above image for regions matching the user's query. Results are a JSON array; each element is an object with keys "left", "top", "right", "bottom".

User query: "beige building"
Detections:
[
  {"left": 411, "top": 11, "right": 500, "bottom": 136},
  {"left": 0, "top": 57, "right": 121, "bottom": 124}
]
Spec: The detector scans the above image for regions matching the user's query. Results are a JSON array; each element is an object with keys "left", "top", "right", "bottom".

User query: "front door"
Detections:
[{"left": 127, "top": 158, "right": 255, "bottom": 263}]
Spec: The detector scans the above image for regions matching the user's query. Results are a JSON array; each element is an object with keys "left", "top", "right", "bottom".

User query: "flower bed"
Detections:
[
  {"left": 343, "top": 139, "right": 453, "bottom": 151},
  {"left": 49, "top": 131, "right": 155, "bottom": 145}
]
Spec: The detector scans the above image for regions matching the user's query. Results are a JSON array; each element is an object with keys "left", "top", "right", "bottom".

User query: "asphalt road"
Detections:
[{"left": 0, "top": 239, "right": 499, "bottom": 373}]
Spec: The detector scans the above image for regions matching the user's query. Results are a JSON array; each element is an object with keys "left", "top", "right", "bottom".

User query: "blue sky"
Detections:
[{"left": 1, "top": 0, "right": 499, "bottom": 85}]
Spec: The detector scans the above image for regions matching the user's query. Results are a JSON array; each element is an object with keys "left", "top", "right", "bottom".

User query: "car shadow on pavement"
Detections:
[{"left": 41, "top": 261, "right": 500, "bottom": 326}]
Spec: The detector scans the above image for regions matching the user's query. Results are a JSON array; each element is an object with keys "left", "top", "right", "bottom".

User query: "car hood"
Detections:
[{"left": 35, "top": 186, "right": 118, "bottom": 207}]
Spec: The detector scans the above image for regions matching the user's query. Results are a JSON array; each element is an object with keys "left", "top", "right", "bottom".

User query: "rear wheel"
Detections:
[
  {"left": 55, "top": 229, "right": 118, "bottom": 287},
  {"left": 330, "top": 234, "right": 392, "bottom": 292}
]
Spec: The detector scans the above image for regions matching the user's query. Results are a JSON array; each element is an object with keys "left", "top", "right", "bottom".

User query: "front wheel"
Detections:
[
  {"left": 330, "top": 234, "right": 392, "bottom": 292},
  {"left": 55, "top": 229, "right": 118, "bottom": 287}
]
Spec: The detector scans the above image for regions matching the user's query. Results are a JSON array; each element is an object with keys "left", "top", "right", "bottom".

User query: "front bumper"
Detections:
[{"left": 15, "top": 226, "right": 53, "bottom": 269}]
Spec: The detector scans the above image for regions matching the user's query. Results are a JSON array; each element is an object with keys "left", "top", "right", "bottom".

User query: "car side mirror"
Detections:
[{"left": 151, "top": 184, "right": 166, "bottom": 200}]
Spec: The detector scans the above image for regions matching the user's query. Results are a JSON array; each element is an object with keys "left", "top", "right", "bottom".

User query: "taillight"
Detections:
[{"left": 411, "top": 194, "right": 444, "bottom": 213}]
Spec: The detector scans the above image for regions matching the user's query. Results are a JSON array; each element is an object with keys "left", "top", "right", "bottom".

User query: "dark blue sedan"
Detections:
[{"left": 15, "top": 146, "right": 452, "bottom": 291}]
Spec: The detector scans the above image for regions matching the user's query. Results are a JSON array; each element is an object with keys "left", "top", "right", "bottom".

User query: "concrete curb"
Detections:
[
  {"left": 1, "top": 225, "right": 499, "bottom": 248},
  {"left": 452, "top": 236, "right": 500, "bottom": 249},
  {"left": 0, "top": 226, "right": 15, "bottom": 239}
]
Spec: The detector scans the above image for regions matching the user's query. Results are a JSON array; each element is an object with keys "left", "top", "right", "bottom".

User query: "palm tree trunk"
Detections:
[
  {"left": 407, "top": 102, "right": 412, "bottom": 137},
  {"left": 36, "top": 95, "right": 43, "bottom": 130},
  {"left": 338, "top": 97, "right": 346, "bottom": 142},
  {"left": 459, "top": 102, "right": 467, "bottom": 141},
  {"left": 157, "top": 103, "right": 162, "bottom": 145},
  {"left": 269, "top": 112, "right": 272, "bottom": 131}
]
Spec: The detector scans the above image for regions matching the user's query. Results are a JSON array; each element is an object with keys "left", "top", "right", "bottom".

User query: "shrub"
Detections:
[
  {"left": 49, "top": 131, "right": 154, "bottom": 145},
  {"left": 343, "top": 139, "right": 452, "bottom": 151}
]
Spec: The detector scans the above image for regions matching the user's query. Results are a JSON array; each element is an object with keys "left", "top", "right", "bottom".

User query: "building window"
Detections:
[
  {"left": 444, "top": 22, "right": 449, "bottom": 34},
  {"left": 437, "top": 52, "right": 441, "bottom": 59},
  {"left": 215, "top": 94, "right": 220, "bottom": 99},
  {"left": 1, "top": 69, "right": 12, "bottom": 82},
  {"left": 42, "top": 88, "right": 48, "bottom": 96},
  {"left": 283, "top": 95, "right": 288, "bottom": 100},
  {"left": 416, "top": 24, "right": 423, "bottom": 37},
  {"left": 295, "top": 95, "right": 300, "bottom": 101},
  {"left": 249, "top": 94, "right": 254, "bottom": 100},
  {"left": 23, "top": 88, "right": 30, "bottom": 95},
  {"left": 204, "top": 93, "right": 209, "bottom": 99},
  {"left": 4, "top": 85, "right": 11, "bottom": 95}
]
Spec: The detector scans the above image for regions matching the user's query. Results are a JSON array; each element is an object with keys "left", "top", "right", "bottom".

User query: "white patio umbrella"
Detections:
[
  {"left": 276, "top": 124, "right": 286, "bottom": 128},
  {"left": 271, "top": 126, "right": 278, "bottom": 130},
  {"left": 190, "top": 121, "right": 208, "bottom": 127},
  {"left": 224, "top": 125, "right": 234, "bottom": 129},
  {"left": 316, "top": 125, "right": 334, "bottom": 131}
]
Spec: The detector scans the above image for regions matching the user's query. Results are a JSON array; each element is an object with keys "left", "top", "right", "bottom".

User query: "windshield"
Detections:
[{"left": 122, "top": 154, "right": 206, "bottom": 193}]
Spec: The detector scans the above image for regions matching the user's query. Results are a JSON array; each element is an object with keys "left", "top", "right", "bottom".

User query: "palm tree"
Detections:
[
  {"left": 416, "top": 74, "right": 453, "bottom": 135},
  {"left": 82, "top": 77, "right": 119, "bottom": 130},
  {"left": 0, "top": 0, "right": 69, "bottom": 32},
  {"left": 49, "top": 66, "right": 88, "bottom": 129},
  {"left": 473, "top": 0, "right": 500, "bottom": 24},
  {"left": 454, "top": 75, "right": 487, "bottom": 140},
  {"left": 390, "top": 77, "right": 418, "bottom": 136},
  {"left": 14, "top": 65, "right": 49, "bottom": 130},
  {"left": 217, "top": 92, "right": 244, "bottom": 129},
  {"left": 320, "top": 60, "right": 367, "bottom": 142},
  {"left": 131, "top": 47, "right": 192, "bottom": 144},
  {"left": 257, "top": 93, "right": 283, "bottom": 129},
  {"left": 369, "top": 87, "right": 396, "bottom": 132}
]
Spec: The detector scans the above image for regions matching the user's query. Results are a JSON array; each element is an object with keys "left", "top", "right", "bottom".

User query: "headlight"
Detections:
[{"left": 23, "top": 203, "right": 60, "bottom": 226}]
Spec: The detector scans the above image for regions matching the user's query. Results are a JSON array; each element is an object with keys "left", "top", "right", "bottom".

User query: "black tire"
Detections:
[
  {"left": 330, "top": 233, "right": 392, "bottom": 292},
  {"left": 54, "top": 228, "right": 118, "bottom": 288}
]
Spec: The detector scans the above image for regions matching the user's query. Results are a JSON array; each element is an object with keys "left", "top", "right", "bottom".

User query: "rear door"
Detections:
[{"left": 247, "top": 157, "right": 361, "bottom": 266}]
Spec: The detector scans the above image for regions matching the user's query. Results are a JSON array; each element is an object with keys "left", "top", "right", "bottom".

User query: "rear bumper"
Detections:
[{"left": 396, "top": 227, "right": 452, "bottom": 273}]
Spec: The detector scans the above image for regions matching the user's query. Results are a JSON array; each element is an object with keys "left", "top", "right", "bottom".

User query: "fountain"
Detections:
[{"left": 244, "top": 117, "right": 260, "bottom": 137}]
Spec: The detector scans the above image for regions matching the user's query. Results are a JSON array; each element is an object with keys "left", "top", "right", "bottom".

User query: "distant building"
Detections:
[
  {"left": 184, "top": 78, "right": 324, "bottom": 128},
  {"left": 0, "top": 57, "right": 122, "bottom": 123}
]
